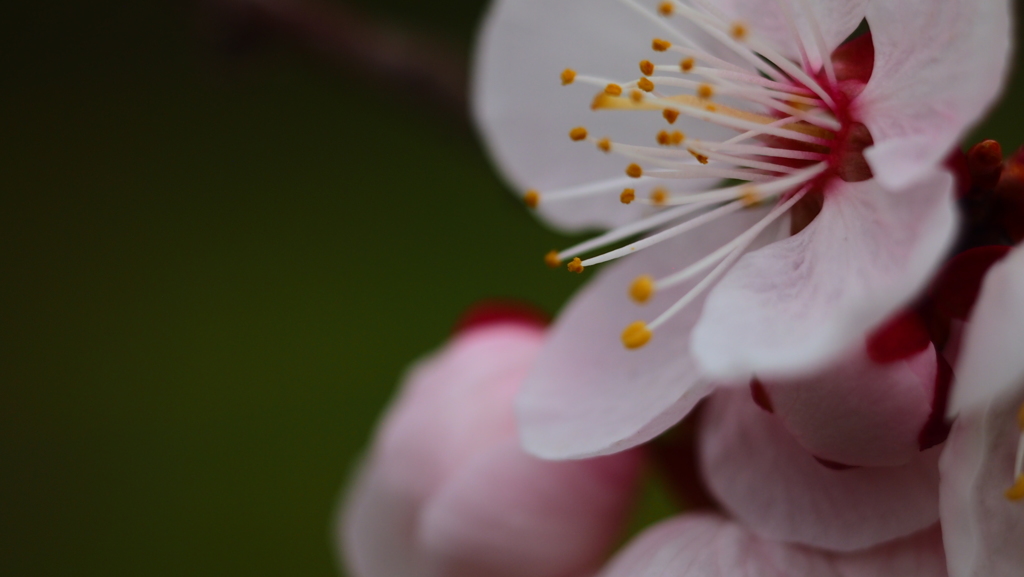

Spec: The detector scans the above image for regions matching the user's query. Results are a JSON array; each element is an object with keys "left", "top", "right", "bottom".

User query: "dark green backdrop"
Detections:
[{"left": 2, "top": 1, "right": 1023, "bottom": 575}]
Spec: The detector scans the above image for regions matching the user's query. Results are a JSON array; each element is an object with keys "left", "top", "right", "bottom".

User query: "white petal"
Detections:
[
  {"left": 472, "top": 0, "right": 734, "bottom": 231},
  {"left": 517, "top": 207, "right": 775, "bottom": 459},
  {"left": 692, "top": 170, "right": 956, "bottom": 380},
  {"left": 939, "top": 383, "right": 1024, "bottom": 577},
  {"left": 949, "top": 246, "right": 1024, "bottom": 415},
  {"left": 717, "top": 0, "right": 868, "bottom": 68},
  {"left": 858, "top": 0, "right": 1012, "bottom": 190},
  {"left": 699, "top": 389, "right": 941, "bottom": 552},
  {"left": 599, "top": 514, "right": 946, "bottom": 577}
]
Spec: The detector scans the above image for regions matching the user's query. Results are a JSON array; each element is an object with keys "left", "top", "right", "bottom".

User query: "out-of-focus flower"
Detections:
[
  {"left": 940, "top": 245, "right": 1024, "bottom": 577},
  {"left": 598, "top": 515, "right": 946, "bottom": 577},
  {"left": 337, "top": 316, "right": 642, "bottom": 577},
  {"left": 474, "top": 0, "right": 1010, "bottom": 383}
]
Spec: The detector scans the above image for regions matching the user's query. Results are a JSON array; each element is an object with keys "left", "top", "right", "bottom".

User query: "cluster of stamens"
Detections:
[{"left": 528, "top": 0, "right": 856, "bottom": 349}]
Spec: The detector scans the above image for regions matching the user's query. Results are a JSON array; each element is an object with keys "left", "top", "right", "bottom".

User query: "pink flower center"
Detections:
[{"left": 528, "top": 0, "right": 880, "bottom": 348}]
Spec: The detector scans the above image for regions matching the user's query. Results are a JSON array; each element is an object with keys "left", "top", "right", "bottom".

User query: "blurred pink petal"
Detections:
[
  {"left": 599, "top": 514, "right": 946, "bottom": 577},
  {"left": 339, "top": 323, "right": 642, "bottom": 577},
  {"left": 517, "top": 208, "right": 775, "bottom": 460},
  {"left": 762, "top": 343, "right": 937, "bottom": 467},
  {"left": 699, "top": 388, "right": 940, "bottom": 552}
]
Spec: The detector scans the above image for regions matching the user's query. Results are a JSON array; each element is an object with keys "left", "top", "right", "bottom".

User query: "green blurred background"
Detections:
[{"left": 2, "top": 1, "right": 1023, "bottom": 575}]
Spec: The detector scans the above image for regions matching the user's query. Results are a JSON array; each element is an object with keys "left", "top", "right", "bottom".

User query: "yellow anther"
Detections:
[
  {"left": 567, "top": 257, "right": 585, "bottom": 274},
  {"left": 1017, "top": 402, "right": 1024, "bottom": 430},
  {"left": 651, "top": 188, "right": 667, "bottom": 205},
  {"left": 620, "top": 188, "right": 636, "bottom": 204},
  {"left": 680, "top": 57, "right": 695, "bottom": 72},
  {"left": 605, "top": 83, "right": 623, "bottom": 96},
  {"left": 561, "top": 68, "right": 577, "bottom": 85},
  {"left": 630, "top": 90, "right": 645, "bottom": 103},
  {"left": 544, "top": 250, "right": 561, "bottom": 268},
  {"left": 639, "top": 60, "right": 655, "bottom": 76},
  {"left": 658, "top": 1, "right": 674, "bottom": 16},
  {"left": 731, "top": 23, "right": 748, "bottom": 40},
  {"left": 630, "top": 275, "right": 656, "bottom": 303},
  {"left": 569, "top": 127, "right": 588, "bottom": 141},
  {"left": 697, "top": 84, "right": 714, "bottom": 99},
  {"left": 663, "top": 108, "right": 680, "bottom": 124},
  {"left": 597, "top": 138, "right": 612, "bottom": 153},
  {"left": 652, "top": 38, "right": 672, "bottom": 52},
  {"left": 626, "top": 163, "right": 643, "bottom": 178},
  {"left": 740, "top": 187, "right": 762, "bottom": 207},
  {"left": 524, "top": 189, "right": 540, "bottom": 208},
  {"left": 622, "top": 320, "right": 653, "bottom": 349},
  {"left": 670, "top": 131, "right": 685, "bottom": 145},
  {"left": 637, "top": 77, "right": 655, "bottom": 92},
  {"left": 689, "top": 150, "right": 709, "bottom": 165},
  {"left": 1007, "top": 475, "right": 1024, "bottom": 501},
  {"left": 657, "top": 130, "right": 671, "bottom": 146},
  {"left": 705, "top": 104, "right": 718, "bottom": 112}
]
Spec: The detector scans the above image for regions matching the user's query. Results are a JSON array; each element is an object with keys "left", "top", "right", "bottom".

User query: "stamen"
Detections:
[
  {"left": 630, "top": 275, "right": 656, "bottom": 303},
  {"left": 620, "top": 188, "right": 636, "bottom": 204},
  {"left": 697, "top": 83, "right": 714, "bottom": 99},
  {"left": 567, "top": 257, "right": 585, "bottom": 273},
  {"left": 639, "top": 60, "right": 656, "bottom": 76},
  {"left": 533, "top": 175, "right": 641, "bottom": 203},
  {"left": 597, "top": 138, "right": 612, "bottom": 152},
  {"left": 569, "top": 127, "right": 589, "bottom": 141},
  {"left": 652, "top": 38, "right": 672, "bottom": 52},
  {"left": 657, "top": 1, "right": 674, "bottom": 16},
  {"left": 680, "top": 57, "right": 695, "bottom": 72},
  {"left": 626, "top": 163, "right": 644, "bottom": 178},
  {"left": 651, "top": 188, "right": 668, "bottom": 205},
  {"left": 605, "top": 83, "right": 623, "bottom": 96},
  {"left": 655, "top": 163, "right": 826, "bottom": 206},
  {"left": 555, "top": 201, "right": 713, "bottom": 262},
  {"left": 544, "top": 250, "right": 561, "bottom": 268},
  {"left": 523, "top": 190, "right": 540, "bottom": 208},
  {"left": 1009, "top": 403, "right": 1024, "bottom": 501},
  {"left": 561, "top": 68, "right": 577, "bottom": 85},
  {"left": 637, "top": 77, "right": 656, "bottom": 92},
  {"left": 730, "top": 22, "right": 747, "bottom": 40},
  {"left": 663, "top": 108, "right": 680, "bottom": 124},
  {"left": 793, "top": 0, "right": 837, "bottom": 85},
  {"left": 581, "top": 200, "right": 748, "bottom": 267},
  {"left": 644, "top": 186, "right": 810, "bottom": 334},
  {"left": 622, "top": 320, "right": 653, "bottom": 349}
]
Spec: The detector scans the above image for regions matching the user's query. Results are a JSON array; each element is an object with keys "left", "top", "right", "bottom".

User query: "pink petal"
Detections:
[
  {"left": 472, "top": 0, "right": 734, "bottom": 232},
  {"left": 717, "top": 0, "right": 868, "bottom": 69},
  {"left": 949, "top": 246, "right": 1024, "bottom": 415},
  {"left": 692, "top": 170, "right": 956, "bottom": 380},
  {"left": 339, "top": 462, "right": 423, "bottom": 577},
  {"left": 763, "top": 343, "right": 937, "bottom": 467},
  {"left": 599, "top": 514, "right": 946, "bottom": 577},
  {"left": 419, "top": 440, "right": 641, "bottom": 577},
  {"left": 939, "top": 382, "right": 1024, "bottom": 577},
  {"left": 857, "top": 0, "right": 1012, "bottom": 190},
  {"left": 699, "top": 389, "right": 941, "bottom": 552},
  {"left": 517, "top": 208, "right": 776, "bottom": 459},
  {"left": 375, "top": 324, "right": 543, "bottom": 500}
]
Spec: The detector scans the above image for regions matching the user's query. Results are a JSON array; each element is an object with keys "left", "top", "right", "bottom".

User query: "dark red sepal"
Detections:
[
  {"left": 452, "top": 299, "right": 550, "bottom": 334},
  {"left": 930, "top": 245, "right": 1011, "bottom": 321},
  {"left": 918, "top": 354, "right": 954, "bottom": 451},
  {"left": 866, "top": 310, "right": 932, "bottom": 363},
  {"left": 749, "top": 379, "right": 775, "bottom": 413}
]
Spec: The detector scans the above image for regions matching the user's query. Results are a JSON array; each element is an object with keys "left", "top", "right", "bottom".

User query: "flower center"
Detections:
[{"left": 527, "top": 0, "right": 876, "bottom": 349}]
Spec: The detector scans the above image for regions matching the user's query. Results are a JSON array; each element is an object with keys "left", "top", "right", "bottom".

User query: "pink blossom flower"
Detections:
[
  {"left": 472, "top": 0, "right": 1012, "bottom": 459},
  {"left": 337, "top": 317, "right": 642, "bottom": 577},
  {"left": 940, "top": 244, "right": 1024, "bottom": 577}
]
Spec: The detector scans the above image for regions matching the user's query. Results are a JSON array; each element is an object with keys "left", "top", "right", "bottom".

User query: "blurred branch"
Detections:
[{"left": 200, "top": 0, "right": 469, "bottom": 123}]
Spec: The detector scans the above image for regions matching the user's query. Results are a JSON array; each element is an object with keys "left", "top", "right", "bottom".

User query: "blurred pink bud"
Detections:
[{"left": 338, "top": 319, "right": 642, "bottom": 577}]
